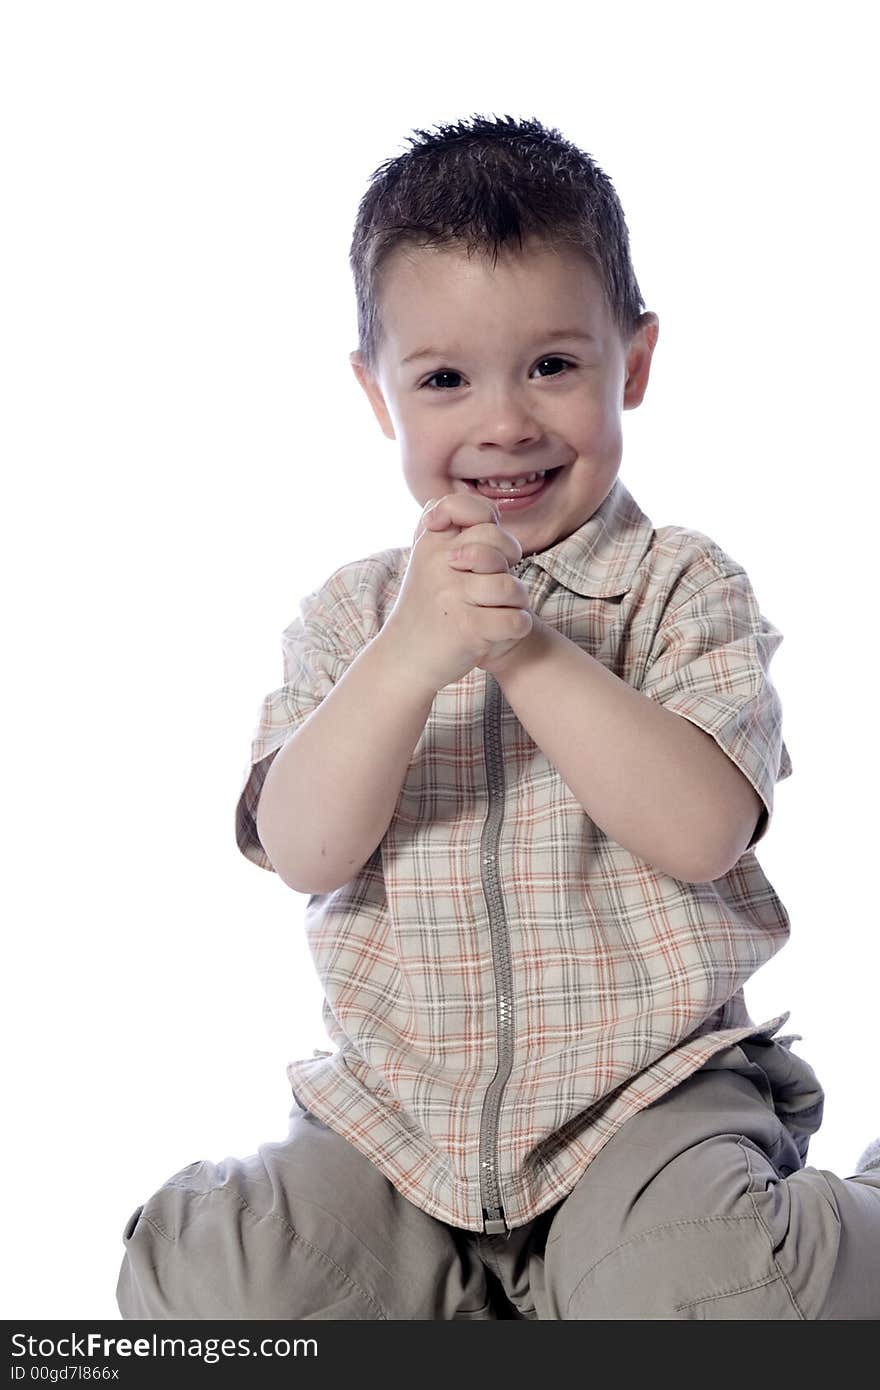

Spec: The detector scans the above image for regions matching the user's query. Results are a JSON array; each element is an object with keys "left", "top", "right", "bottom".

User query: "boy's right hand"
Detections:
[{"left": 381, "top": 493, "right": 534, "bottom": 694}]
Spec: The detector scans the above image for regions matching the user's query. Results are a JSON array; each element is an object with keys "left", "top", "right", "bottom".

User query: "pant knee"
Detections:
[{"left": 115, "top": 1171, "right": 385, "bottom": 1320}]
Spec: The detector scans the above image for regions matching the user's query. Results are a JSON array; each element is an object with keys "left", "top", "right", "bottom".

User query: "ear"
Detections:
[
  {"left": 622, "top": 312, "right": 660, "bottom": 410},
  {"left": 349, "top": 350, "right": 396, "bottom": 440}
]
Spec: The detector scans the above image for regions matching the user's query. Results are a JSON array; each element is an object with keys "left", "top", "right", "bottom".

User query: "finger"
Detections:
[
  {"left": 428, "top": 492, "right": 503, "bottom": 530},
  {"left": 448, "top": 523, "right": 522, "bottom": 567},
  {"left": 416, "top": 497, "right": 457, "bottom": 543},
  {"left": 463, "top": 571, "right": 532, "bottom": 609},
  {"left": 422, "top": 507, "right": 455, "bottom": 531},
  {"left": 447, "top": 542, "right": 510, "bottom": 573}
]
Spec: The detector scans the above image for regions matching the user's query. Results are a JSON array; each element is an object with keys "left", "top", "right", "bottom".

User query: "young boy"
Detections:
[{"left": 116, "top": 114, "right": 880, "bottom": 1320}]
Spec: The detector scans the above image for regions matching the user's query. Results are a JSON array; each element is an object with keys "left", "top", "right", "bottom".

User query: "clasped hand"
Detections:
[{"left": 417, "top": 491, "right": 536, "bottom": 678}]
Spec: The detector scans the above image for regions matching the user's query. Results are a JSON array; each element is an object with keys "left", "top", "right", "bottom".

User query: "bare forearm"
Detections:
[
  {"left": 256, "top": 627, "right": 436, "bottom": 894},
  {"left": 486, "top": 616, "right": 748, "bottom": 882}
]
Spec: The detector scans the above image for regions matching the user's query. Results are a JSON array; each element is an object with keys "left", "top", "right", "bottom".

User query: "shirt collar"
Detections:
[{"left": 521, "top": 475, "right": 656, "bottom": 598}]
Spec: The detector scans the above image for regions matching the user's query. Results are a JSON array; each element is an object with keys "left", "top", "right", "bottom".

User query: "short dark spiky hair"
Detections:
[{"left": 349, "top": 113, "right": 647, "bottom": 376}]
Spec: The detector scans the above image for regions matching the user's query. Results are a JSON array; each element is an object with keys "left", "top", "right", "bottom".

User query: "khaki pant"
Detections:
[{"left": 116, "top": 1038, "right": 880, "bottom": 1319}]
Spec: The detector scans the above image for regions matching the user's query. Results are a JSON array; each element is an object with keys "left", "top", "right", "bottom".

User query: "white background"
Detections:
[{"left": 2, "top": 1, "right": 876, "bottom": 1319}]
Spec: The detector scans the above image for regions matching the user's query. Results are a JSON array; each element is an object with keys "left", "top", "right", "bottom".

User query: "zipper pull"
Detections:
[{"left": 483, "top": 1207, "right": 508, "bottom": 1235}]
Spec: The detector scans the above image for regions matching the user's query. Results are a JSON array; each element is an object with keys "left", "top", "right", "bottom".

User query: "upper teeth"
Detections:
[{"left": 474, "top": 470, "right": 546, "bottom": 489}]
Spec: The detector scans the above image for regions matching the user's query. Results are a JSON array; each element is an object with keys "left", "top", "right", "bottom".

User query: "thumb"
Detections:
[
  {"left": 414, "top": 498, "right": 440, "bottom": 544},
  {"left": 420, "top": 498, "right": 453, "bottom": 531}
]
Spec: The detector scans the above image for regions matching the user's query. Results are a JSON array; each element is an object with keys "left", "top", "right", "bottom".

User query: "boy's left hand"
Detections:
[{"left": 421, "top": 493, "right": 537, "bottom": 673}]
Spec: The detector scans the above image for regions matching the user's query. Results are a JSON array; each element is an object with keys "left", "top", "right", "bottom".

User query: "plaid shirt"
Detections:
[{"left": 235, "top": 476, "right": 812, "bottom": 1233}]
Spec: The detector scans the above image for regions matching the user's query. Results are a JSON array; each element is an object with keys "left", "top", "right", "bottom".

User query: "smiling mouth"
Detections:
[{"left": 463, "top": 466, "right": 564, "bottom": 498}]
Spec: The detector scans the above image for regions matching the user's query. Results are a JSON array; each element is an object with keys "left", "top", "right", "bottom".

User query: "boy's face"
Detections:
[{"left": 350, "top": 238, "right": 659, "bottom": 555}]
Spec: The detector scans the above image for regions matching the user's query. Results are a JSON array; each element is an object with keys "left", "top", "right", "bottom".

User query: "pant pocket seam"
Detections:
[
  {"left": 564, "top": 1212, "right": 757, "bottom": 1316},
  {"left": 134, "top": 1209, "right": 173, "bottom": 1243},
  {"left": 674, "top": 1268, "right": 790, "bottom": 1313}
]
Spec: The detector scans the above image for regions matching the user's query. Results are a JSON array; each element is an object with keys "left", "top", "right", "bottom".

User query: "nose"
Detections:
[{"left": 476, "top": 392, "right": 542, "bottom": 450}]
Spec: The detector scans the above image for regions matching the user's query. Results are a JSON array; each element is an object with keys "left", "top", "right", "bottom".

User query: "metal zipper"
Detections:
[{"left": 476, "top": 555, "right": 531, "bottom": 1236}]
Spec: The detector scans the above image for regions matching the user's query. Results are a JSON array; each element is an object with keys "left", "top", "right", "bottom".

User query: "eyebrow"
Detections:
[{"left": 400, "top": 329, "right": 598, "bottom": 366}]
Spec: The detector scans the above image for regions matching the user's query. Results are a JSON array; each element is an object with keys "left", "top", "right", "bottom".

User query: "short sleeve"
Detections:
[
  {"left": 234, "top": 587, "right": 358, "bottom": 872},
  {"left": 639, "top": 565, "right": 793, "bottom": 852}
]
